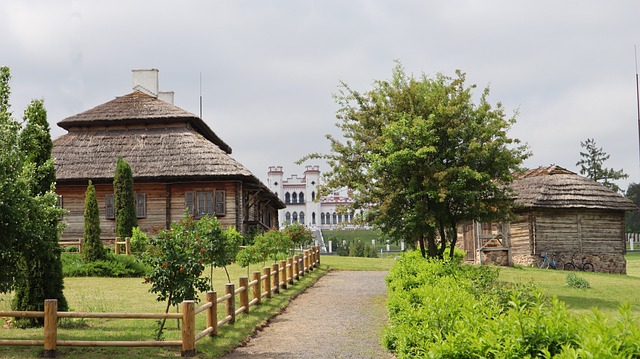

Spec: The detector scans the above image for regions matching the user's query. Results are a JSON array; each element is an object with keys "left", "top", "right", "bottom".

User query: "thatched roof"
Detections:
[
  {"left": 510, "top": 165, "right": 636, "bottom": 211},
  {"left": 53, "top": 91, "right": 284, "bottom": 208},
  {"left": 58, "top": 91, "right": 232, "bottom": 154},
  {"left": 53, "top": 126, "right": 252, "bottom": 181}
]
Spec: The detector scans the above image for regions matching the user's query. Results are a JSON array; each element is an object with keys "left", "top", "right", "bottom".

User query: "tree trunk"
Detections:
[{"left": 156, "top": 292, "right": 173, "bottom": 341}]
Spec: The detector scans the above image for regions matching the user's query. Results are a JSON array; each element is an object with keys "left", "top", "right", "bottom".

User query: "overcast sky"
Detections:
[{"left": 2, "top": 1, "right": 640, "bottom": 190}]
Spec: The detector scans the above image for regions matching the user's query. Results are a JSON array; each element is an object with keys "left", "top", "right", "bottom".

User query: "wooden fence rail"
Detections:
[{"left": 0, "top": 246, "right": 320, "bottom": 358}]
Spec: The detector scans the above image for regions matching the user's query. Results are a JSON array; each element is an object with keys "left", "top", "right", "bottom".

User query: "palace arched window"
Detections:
[
  {"left": 285, "top": 192, "right": 291, "bottom": 204},
  {"left": 312, "top": 212, "right": 316, "bottom": 224},
  {"left": 292, "top": 212, "right": 298, "bottom": 223},
  {"left": 321, "top": 213, "right": 325, "bottom": 224},
  {"left": 338, "top": 213, "right": 343, "bottom": 223},
  {"left": 285, "top": 212, "right": 291, "bottom": 224},
  {"left": 299, "top": 211, "right": 305, "bottom": 224},
  {"left": 311, "top": 191, "right": 316, "bottom": 201},
  {"left": 292, "top": 192, "right": 298, "bottom": 204},
  {"left": 299, "top": 192, "right": 305, "bottom": 203},
  {"left": 332, "top": 212, "right": 337, "bottom": 224}
]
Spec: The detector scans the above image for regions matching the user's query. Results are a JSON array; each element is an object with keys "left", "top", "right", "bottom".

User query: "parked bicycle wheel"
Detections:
[
  {"left": 583, "top": 263, "right": 594, "bottom": 272},
  {"left": 553, "top": 259, "right": 564, "bottom": 270},
  {"left": 538, "top": 258, "right": 549, "bottom": 269},
  {"left": 564, "top": 262, "right": 576, "bottom": 271}
]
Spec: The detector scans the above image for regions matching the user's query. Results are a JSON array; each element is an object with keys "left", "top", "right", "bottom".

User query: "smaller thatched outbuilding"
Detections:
[{"left": 461, "top": 165, "right": 636, "bottom": 274}]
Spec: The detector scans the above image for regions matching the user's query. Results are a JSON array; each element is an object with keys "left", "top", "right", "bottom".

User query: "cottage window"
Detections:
[
  {"left": 185, "top": 190, "right": 226, "bottom": 218},
  {"left": 105, "top": 194, "right": 115, "bottom": 220},
  {"left": 136, "top": 192, "right": 147, "bottom": 219}
]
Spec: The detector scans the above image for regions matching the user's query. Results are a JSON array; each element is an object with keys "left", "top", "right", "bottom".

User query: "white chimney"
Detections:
[
  {"left": 132, "top": 69, "right": 159, "bottom": 97},
  {"left": 158, "top": 91, "right": 174, "bottom": 104}
]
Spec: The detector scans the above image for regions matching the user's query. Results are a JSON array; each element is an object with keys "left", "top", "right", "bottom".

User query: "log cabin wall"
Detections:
[
  {"left": 509, "top": 213, "right": 535, "bottom": 266},
  {"left": 532, "top": 208, "right": 626, "bottom": 274}
]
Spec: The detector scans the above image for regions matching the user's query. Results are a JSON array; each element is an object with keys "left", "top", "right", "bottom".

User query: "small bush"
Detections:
[
  {"left": 566, "top": 273, "right": 590, "bottom": 289},
  {"left": 62, "top": 253, "right": 148, "bottom": 277}
]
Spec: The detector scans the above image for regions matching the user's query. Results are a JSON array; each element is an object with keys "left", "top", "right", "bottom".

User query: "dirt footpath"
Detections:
[{"left": 222, "top": 270, "right": 392, "bottom": 359}]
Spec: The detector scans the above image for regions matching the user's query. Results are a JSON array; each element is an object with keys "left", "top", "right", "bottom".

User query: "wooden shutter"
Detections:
[
  {"left": 185, "top": 192, "right": 195, "bottom": 216},
  {"left": 214, "top": 190, "right": 226, "bottom": 216},
  {"left": 136, "top": 192, "right": 146, "bottom": 219},
  {"left": 106, "top": 194, "right": 115, "bottom": 220}
]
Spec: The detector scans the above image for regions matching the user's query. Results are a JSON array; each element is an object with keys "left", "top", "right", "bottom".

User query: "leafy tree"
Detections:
[
  {"left": 83, "top": 180, "right": 107, "bottom": 262},
  {"left": 282, "top": 223, "right": 313, "bottom": 254},
  {"left": 303, "top": 63, "right": 528, "bottom": 258},
  {"left": 141, "top": 215, "right": 209, "bottom": 340},
  {"left": 195, "top": 215, "right": 242, "bottom": 284},
  {"left": 235, "top": 245, "right": 261, "bottom": 277},
  {"left": 576, "top": 138, "right": 628, "bottom": 193},
  {"left": 0, "top": 67, "right": 68, "bottom": 321},
  {"left": 114, "top": 157, "right": 137, "bottom": 239},
  {"left": 625, "top": 183, "right": 640, "bottom": 233}
]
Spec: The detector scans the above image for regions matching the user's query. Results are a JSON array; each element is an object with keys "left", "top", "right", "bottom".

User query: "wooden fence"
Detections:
[{"left": 0, "top": 246, "right": 321, "bottom": 358}]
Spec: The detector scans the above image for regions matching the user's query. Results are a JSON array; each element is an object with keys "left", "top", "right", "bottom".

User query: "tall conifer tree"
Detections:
[
  {"left": 114, "top": 157, "right": 137, "bottom": 239},
  {"left": 83, "top": 180, "right": 106, "bottom": 262}
]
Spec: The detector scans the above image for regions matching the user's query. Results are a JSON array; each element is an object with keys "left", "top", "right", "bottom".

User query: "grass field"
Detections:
[{"left": 499, "top": 252, "right": 640, "bottom": 317}]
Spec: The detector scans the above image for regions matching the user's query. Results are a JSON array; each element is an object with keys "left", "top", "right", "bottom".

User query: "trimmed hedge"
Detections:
[{"left": 384, "top": 251, "right": 640, "bottom": 358}]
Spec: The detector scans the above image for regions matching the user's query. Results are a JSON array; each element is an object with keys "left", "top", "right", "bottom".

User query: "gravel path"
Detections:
[{"left": 222, "top": 270, "right": 392, "bottom": 359}]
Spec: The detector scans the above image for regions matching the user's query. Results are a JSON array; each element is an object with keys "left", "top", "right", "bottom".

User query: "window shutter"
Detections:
[
  {"left": 57, "top": 195, "right": 64, "bottom": 220},
  {"left": 214, "top": 190, "right": 226, "bottom": 216},
  {"left": 185, "top": 192, "right": 195, "bottom": 216},
  {"left": 106, "top": 194, "right": 115, "bottom": 220},
  {"left": 136, "top": 192, "right": 147, "bottom": 219}
]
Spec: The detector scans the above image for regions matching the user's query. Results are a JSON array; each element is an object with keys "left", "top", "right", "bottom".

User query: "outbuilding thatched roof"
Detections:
[
  {"left": 58, "top": 91, "right": 232, "bottom": 154},
  {"left": 510, "top": 165, "right": 636, "bottom": 211}
]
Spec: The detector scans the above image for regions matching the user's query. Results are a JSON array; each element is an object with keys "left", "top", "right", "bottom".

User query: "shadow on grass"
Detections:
[{"left": 556, "top": 294, "right": 625, "bottom": 312}]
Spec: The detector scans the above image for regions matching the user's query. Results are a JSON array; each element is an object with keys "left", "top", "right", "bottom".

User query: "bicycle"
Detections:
[
  {"left": 564, "top": 256, "right": 594, "bottom": 272},
  {"left": 537, "top": 252, "right": 564, "bottom": 270}
]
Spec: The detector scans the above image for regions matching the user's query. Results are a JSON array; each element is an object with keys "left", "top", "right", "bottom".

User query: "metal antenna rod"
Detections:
[
  {"left": 199, "top": 72, "right": 203, "bottom": 119},
  {"left": 636, "top": 46, "right": 640, "bottom": 171}
]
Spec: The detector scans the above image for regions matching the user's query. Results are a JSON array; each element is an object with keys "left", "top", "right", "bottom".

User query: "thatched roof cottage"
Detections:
[
  {"left": 461, "top": 165, "right": 636, "bottom": 274},
  {"left": 53, "top": 69, "right": 284, "bottom": 241}
]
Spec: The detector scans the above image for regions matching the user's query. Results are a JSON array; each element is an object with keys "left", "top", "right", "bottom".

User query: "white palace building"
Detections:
[{"left": 267, "top": 165, "right": 363, "bottom": 229}]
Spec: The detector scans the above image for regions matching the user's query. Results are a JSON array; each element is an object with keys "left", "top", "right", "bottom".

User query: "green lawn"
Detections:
[{"left": 499, "top": 252, "right": 640, "bottom": 317}]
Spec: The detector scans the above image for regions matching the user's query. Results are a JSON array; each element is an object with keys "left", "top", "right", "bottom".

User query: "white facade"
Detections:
[{"left": 267, "top": 165, "right": 362, "bottom": 229}]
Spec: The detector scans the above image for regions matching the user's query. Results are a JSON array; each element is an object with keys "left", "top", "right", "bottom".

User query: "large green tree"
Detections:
[
  {"left": 576, "top": 138, "right": 628, "bottom": 193},
  {"left": 305, "top": 63, "right": 528, "bottom": 258},
  {"left": 625, "top": 182, "right": 640, "bottom": 233},
  {"left": 114, "top": 157, "right": 137, "bottom": 239},
  {"left": 0, "top": 66, "right": 67, "bottom": 319}
]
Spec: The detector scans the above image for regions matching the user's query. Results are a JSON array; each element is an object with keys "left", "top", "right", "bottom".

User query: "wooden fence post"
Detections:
[
  {"left": 299, "top": 254, "right": 305, "bottom": 277},
  {"left": 125, "top": 237, "right": 131, "bottom": 256},
  {"left": 293, "top": 255, "right": 299, "bottom": 280},
  {"left": 272, "top": 263, "right": 279, "bottom": 294},
  {"left": 252, "top": 271, "right": 261, "bottom": 305},
  {"left": 287, "top": 257, "right": 294, "bottom": 285},
  {"left": 181, "top": 300, "right": 196, "bottom": 357},
  {"left": 43, "top": 299, "right": 57, "bottom": 358},
  {"left": 263, "top": 267, "right": 271, "bottom": 299},
  {"left": 239, "top": 277, "right": 249, "bottom": 313},
  {"left": 114, "top": 237, "right": 120, "bottom": 254},
  {"left": 304, "top": 250, "right": 310, "bottom": 272},
  {"left": 206, "top": 291, "right": 217, "bottom": 336},
  {"left": 79, "top": 237, "right": 83, "bottom": 253},
  {"left": 279, "top": 260, "right": 287, "bottom": 289},
  {"left": 316, "top": 245, "right": 320, "bottom": 265},
  {"left": 225, "top": 283, "right": 235, "bottom": 324}
]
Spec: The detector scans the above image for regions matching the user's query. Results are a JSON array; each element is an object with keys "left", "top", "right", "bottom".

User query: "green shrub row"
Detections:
[
  {"left": 62, "top": 253, "right": 148, "bottom": 278},
  {"left": 384, "top": 251, "right": 640, "bottom": 358}
]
